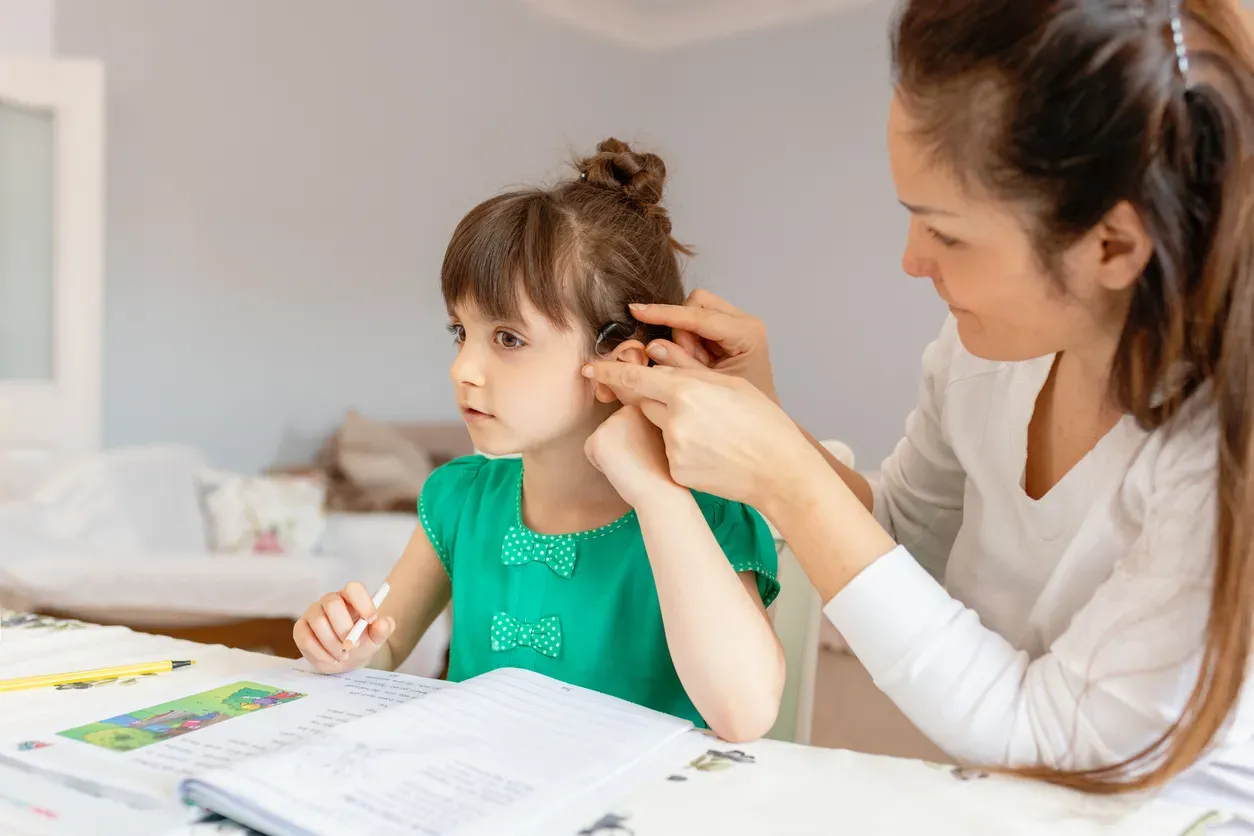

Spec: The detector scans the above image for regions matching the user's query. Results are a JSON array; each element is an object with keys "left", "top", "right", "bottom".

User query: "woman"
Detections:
[{"left": 585, "top": 0, "right": 1254, "bottom": 820}]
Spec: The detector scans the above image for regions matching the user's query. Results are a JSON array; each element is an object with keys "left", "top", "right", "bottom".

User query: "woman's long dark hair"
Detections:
[{"left": 894, "top": 0, "right": 1254, "bottom": 792}]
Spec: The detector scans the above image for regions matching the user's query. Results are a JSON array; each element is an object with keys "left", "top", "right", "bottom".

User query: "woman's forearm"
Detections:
[
  {"left": 796, "top": 423, "right": 874, "bottom": 512},
  {"left": 636, "top": 484, "right": 785, "bottom": 742},
  {"left": 762, "top": 443, "right": 896, "bottom": 604}
]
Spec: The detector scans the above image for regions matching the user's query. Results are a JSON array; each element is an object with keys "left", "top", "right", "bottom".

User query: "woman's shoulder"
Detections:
[{"left": 1130, "top": 387, "right": 1219, "bottom": 495}]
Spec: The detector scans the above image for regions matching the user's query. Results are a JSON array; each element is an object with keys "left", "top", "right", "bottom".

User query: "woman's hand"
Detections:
[
  {"left": 629, "top": 289, "right": 779, "bottom": 402},
  {"left": 585, "top": 405, "right": 676, "bottom": 506},
  {"left": 294, "top": 582, "right": 396, "bottom": 674},
  {"left": 582, "top": 360, "right": 813, "bottom": 512}
]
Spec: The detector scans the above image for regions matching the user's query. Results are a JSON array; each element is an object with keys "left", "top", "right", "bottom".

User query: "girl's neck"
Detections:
[{"left": 520, "top": 436, "right": 632, "bottom": 535}]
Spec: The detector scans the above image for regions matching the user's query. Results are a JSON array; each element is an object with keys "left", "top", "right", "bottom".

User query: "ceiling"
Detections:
[{"left": 523, "top": 0, "right": 880, "bottom": 50}]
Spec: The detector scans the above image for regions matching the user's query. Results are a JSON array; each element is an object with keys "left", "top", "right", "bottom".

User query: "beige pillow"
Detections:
[{"left": 335, "top": 410, "right": 434, "bottom": 510}]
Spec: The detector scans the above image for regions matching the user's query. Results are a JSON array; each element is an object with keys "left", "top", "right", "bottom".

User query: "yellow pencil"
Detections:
[{"left": 0, "top": 660, "right": 195, "bottom": 693}]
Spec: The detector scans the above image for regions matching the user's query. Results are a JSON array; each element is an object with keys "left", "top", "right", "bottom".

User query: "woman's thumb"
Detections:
[{"left": 646, "top": 340, "right": 703, "bottom": 369}]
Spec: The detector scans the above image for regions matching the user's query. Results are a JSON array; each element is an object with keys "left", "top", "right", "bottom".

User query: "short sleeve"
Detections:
[
  {"left": 418, "top": 455, "right": 488, "bottom": 576},
  {"left": 704, "top": 496, "right": 780, "bottom": 608}
]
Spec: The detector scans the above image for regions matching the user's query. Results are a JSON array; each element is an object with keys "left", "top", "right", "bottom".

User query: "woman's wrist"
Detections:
[{"left": 760, "top": 439, "right": 896, "bottom": 602}]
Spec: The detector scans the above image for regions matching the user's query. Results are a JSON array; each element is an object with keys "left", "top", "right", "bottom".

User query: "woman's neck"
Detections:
[{"left": 520, "top": 436, "right": 632, "bottom": 535}]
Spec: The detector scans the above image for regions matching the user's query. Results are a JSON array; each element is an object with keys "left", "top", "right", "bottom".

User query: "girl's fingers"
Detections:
[
  {"left": 321, "top": 595, "right": 355, "bottom": 640},
  {"left": 295, "top": 619, "right": 340, "bottom": 668},
  {"left": 365, "top": 616, "right": 394, "bottom": 647},
  {"left": 310, "top": 613, "right": 346, "bottom": 659},
  {"left": 340, "top": 582, "right": 378, "bottom": 624}
]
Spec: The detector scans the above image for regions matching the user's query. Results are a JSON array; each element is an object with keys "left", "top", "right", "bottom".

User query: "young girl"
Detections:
[{"left": 294, "top": 138, "right": 784, "bottom": 742}]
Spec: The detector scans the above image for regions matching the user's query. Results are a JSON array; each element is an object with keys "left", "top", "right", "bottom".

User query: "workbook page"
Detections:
[
  {"left": 1, "top": 665, "right": 448, "bottom": 803},
  {"left": 182, "top": 668, "right": 693, "bottom": 836}
]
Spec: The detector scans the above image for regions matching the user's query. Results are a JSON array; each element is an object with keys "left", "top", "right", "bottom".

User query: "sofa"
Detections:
[{"left": 0, "top": 419, "right": 473, "bottom": 677}]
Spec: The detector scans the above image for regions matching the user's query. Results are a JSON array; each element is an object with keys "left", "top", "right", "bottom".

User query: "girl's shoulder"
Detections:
[
  {"left": 421, "top": 454, "right": 520, "bottom": 506},
  {"left": 688, "top": 491, "right": 776, "bottom": 554}
]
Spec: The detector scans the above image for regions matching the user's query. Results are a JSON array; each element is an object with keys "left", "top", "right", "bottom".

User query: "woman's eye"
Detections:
[
  {"left": 927, "top": 227, "right": 960, "bottom": 248},
  {"left": 446, "top": 323, "right": 465, "bottom": 344},
  {"left": 495, "top": 331, "right": 524, "bottom": 349}
]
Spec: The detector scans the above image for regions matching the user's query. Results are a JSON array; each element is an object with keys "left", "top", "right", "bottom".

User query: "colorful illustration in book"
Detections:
[{"left": 57, "top": 682, "right": 305, "bottom": 752}]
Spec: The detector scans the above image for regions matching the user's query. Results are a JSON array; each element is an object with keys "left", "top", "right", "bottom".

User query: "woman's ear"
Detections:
[
  {"left": 1094, "top": 201, "right": 1154, "bottom": 293},
  {"left": 593, "top": 339, "right": 646, "bottom": 404}
]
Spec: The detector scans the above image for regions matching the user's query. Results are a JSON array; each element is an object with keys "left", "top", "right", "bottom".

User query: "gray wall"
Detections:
[
  {"left": 56, "top": 0, "right": 655, "bottom": 471},
  {"left": 57, "top": 0, "right": 939, "bottom": 472},
  {"left": 0, "top": 0, "right": 53, "bottom": 54},
  {"left": 653, "top": 2, "right": 944, "bottom": 469}
]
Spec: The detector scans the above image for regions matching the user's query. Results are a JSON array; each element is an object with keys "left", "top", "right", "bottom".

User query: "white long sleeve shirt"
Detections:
[{"left": 824, "top": 315, "right": 1254, "bottom": 823}]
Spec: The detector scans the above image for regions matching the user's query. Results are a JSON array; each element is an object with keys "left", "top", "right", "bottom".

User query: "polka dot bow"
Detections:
[
  {"left": 490, "top": 612, "right": 563, "bottom": 658},
  {"left": 500, "top": 526, "right": 578, "bottom": 579}
]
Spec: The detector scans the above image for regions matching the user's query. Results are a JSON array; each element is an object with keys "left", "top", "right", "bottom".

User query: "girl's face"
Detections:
[
  {"left": 447, "top": 297, "right": 610, "bottom": 456},
  {"left": 886, "top": 93, "right": 1140, "bottom": 363}
]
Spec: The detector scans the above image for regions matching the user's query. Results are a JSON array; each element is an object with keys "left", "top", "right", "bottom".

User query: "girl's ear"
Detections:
[{"left": 593, "top": 339, "right": 646, "bottom": 403}]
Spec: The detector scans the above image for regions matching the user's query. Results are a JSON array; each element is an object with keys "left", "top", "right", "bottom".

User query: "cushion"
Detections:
[
  {"left": 318, "top": 410, "right": 434, "bottom": 511},
  {"left": 199, "top": 470, "right": 327, "bottom": 555}
]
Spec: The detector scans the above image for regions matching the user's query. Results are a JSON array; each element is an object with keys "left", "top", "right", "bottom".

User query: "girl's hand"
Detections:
[
  {"left": 629, "top": 290, "right": 779, "bottom": 403},
  {"left": 585, "top": 405, "right": 676, "bottom": 507},
  {"left": 294, "top": 582, "right": 396, "bottom": 674},
  {"left": 581, "top": 359, "right": 814, "bottom": 513}
]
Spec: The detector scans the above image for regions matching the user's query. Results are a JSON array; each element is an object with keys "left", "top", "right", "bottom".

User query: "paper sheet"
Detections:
[
  {"left": 0, "top": 666, "right": 448, "bottom": 805},
  {"left": 182, "top": 667, "right": 692, "bottom": 836}
]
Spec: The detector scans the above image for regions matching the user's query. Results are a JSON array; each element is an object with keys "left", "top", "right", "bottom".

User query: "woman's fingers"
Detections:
[
  {"left": 638, "top": 398, "right": 670, "bottom": 433},
  {"left": 629, "top": 304, "right": 754, "bottom": 354},
  {"left": 685, "top": 287, "right": 745, "bottom": 316},
  {"left": 646, "top": 339, "right": 706, "bottom": 370},
  {"left": 582, "top": 361, "right": 679, "bottom": 403}
]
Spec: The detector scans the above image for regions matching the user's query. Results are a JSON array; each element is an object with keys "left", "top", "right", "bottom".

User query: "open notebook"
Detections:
[{"left": 178, "top": 667, "right": 692, "bottom": 836}]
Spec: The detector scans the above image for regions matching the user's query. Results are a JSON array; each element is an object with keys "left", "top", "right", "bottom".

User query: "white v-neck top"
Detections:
[{"left": 824, "top": 315, "right": 1254, "bottom": 824}]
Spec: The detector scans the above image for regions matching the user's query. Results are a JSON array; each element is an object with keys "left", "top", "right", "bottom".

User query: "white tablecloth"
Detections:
[{"left": 0, "top": 612, "right": 1238, "bottom": 836}]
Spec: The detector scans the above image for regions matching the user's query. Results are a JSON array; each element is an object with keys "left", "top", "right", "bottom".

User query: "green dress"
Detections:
[{"left": 420, "top": 455, "right": 780, "bottom": 728}]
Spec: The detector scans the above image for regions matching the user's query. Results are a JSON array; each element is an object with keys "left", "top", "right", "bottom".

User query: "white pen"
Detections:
[{"left": 342, "top": 581, "right": 391, "bottom": 651}]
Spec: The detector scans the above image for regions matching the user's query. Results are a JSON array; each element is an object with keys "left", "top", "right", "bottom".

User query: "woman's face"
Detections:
[{"left": 886, "top": 93, "right": 1134, "bottom": 364}]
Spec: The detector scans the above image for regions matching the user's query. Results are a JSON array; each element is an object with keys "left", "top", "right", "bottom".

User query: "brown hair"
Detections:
[
  {"left": 440, "top": 138, "right": 689, "bottom": 353},
  {"left": 893, "top": 0, "right": 1254, "bottom": 793}
]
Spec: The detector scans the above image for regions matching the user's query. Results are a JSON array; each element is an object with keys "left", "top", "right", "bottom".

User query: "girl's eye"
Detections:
[
  {"left": 495, "top": 331, "right": 524, "bottom": 349},
  {"left": 927, "top": 227, "right": 961, "bottom": 248},
  {"left": 446, "top": 323, "right": 465, "bottom": 344}
]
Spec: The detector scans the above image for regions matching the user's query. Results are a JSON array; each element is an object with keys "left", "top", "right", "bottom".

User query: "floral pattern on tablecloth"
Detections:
[{"left": 1, "top": 611, "right": 91, "bottom": 632}]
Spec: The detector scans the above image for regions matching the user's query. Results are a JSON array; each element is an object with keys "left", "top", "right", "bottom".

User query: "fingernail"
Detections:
[
  {"left": 629, "top": 303, "right": 646, "bottom": 311},
  {"left": 581, "top": 365, "right": 594, "bottom": 378},
  {"left": 647, "top": 343, "right": 667, "bottom": 361},
  {"left": 368, "top": 615, "right": 378, "bottom": 624}
]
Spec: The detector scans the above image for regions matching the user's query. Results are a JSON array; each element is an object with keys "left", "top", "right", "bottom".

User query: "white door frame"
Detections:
[{"left": 0, "top": 57, "right": 104, "bottom": 456}]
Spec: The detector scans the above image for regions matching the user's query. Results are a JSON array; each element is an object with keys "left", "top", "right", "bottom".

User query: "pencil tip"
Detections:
[{"left": 172, "top": 660, "right": 194, "bottom": 669}]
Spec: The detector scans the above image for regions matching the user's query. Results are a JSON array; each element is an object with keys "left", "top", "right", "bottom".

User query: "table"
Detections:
[{"left": 0, "top": 612, "right": 1238, "bottom": 836}]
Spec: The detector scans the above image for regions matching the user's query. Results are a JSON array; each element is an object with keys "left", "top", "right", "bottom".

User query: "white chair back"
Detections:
[{"left": 766, "top": 440, "right": 854, "bottom": 744}]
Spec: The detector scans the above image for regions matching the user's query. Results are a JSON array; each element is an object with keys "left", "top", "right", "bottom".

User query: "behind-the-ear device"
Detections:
[
  {"left": 595, "top": 316, "right": 673, "bottom": 365},
  {"left": 594, "top": 320, "right": 638, "bottom": 357}
]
